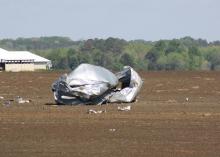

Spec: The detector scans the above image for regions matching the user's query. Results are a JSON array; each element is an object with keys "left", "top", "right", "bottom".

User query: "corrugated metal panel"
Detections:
[
  {"left": 0, "top": 48, "right": 50, "bottom": 63},
  {"left": 0, "top": 48, "right": 8, "bottom": 60}
]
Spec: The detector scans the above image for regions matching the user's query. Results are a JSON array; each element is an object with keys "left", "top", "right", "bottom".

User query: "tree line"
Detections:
[{"left": 0, "top": 36, "right": 220, "bottom": 71}]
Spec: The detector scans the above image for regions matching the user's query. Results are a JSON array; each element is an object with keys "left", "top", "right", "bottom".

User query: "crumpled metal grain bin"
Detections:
[{"left": 52, "top": 64, "right": 143, "bottom": 105}]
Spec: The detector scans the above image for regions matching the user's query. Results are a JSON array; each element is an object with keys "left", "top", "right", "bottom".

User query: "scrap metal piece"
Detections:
[
  {"left": 15, "top": 96, "right": 30, "bottom": 104},
  {"left": 108, "top": 66, "right": 143, "bottom": 103},
  {"left": 87, "top": 109, "right": 106, "bottom": 114},
  {"left": 118, "top": 105, "right": 131, "bottom": 111}
]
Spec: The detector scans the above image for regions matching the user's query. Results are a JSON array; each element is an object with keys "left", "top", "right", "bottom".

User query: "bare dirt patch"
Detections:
[{"left": 0, "top": 71, "right": 220, "bottom": 157}]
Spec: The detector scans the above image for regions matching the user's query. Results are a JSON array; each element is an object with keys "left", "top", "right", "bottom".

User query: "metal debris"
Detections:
[
  {"left": 87, "top": 109, "right": 106, "bottom": 114},
  {"left": 109, "top": 129, "right": 116, "bottom": 132},
  {"left": 117, "top": 105, "right": 131, "bottom": 111},
  {"left": 52, "top": 64, "right": 143, "bottom": 105},
  {"left": 3, "top": 100, "right": 11, "bottom": 107},
  {"left": 202, "top": 113, "right": 212, "bottom": 117},
  {"left": 15, "top": 96, "right": 31, "bottom": 104}
]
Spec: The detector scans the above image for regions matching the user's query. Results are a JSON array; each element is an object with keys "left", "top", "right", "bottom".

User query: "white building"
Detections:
[{"left": 0, "top": 48, "right": 52, "bottom": 72}]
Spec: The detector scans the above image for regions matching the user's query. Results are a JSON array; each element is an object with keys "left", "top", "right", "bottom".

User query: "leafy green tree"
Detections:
[
  {"left": 120, "top": 53, "right": 135, "bottom": 67},
  {"left": 206, "top": 51, "right": 220, "bottom": 70},
  {"left": 166, "top": 53, "right": 186, "bottom": 70},
  {"left": 91, "top": 49, "right": 104, "bottom": 66},
  {"left": 67, "top": 49, "right": 79, "bottom": 69},
  {"left": 156, "top": 55, "right": 167, "bottom": 70},
  {"left": 47, "top": 49, "right": 69, "bottom": 69},
  {"left": 145, "top": 40, "right": 167, "bottom": 70},
  {"left": 165, "top": 39, "right": 185, "bottom": 54},
  {"left": 188, "top": 46, "right": 203, "bottom": 70},
  {"left": 104, "top": 37, "right": 127, "bottom": 53},
  {"left": 1, "top": 36, "right": 220, "bottom": 71}
]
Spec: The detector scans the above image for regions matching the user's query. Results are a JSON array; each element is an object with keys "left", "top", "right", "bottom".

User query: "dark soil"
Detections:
[{"left": 0, "top": 71, "right": 220, "bottom": 157}]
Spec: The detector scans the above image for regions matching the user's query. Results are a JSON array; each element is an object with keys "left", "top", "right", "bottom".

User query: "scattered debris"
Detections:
[
  {"left": 202, "top": 113, "right": 212, "bottom": 117},
  {"left": 52, "top": 64, "right": 143, "bottom": 105},
  {"left": 87, "top": 109, "right": 106, "bottom": 114},
  {"left": 0, "top": 96, "right": 4, "bottom": 99},
  {"left": 204, "top": 78, "right": 215, "bottom": 81},
  {"left": 109, "top": 129, "right": 116, "bottom": 132},
  {"left": 167, "top": 99, "right": 177, "bottom": 103},
  {"left": 155, "top": 89, "right": 168, "bottom": 93},
  {"left": 185, "top": 97, "right": 189, "bottom": 102},
  {"left": 15, "top": 96, "right": 31, "bottom": 104},
  {"left": 3, "top": 100, "right": 12, "bottom": 107},
  {"left": 1, "top": 96, "right": 31, "bottom": 106},
  {"left": 118, "top": 105, "right": 131, "bottom": 111},
  {"left": 177, "top": 88, "right": 189, "bottom": 91}
]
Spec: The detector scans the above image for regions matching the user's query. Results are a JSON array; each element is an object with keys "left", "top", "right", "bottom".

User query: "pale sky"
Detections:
[{"left": 0, "top": 0, "right": 219, "bottom": 41}]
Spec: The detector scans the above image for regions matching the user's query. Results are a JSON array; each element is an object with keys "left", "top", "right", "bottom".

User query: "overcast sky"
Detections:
[{"left": 0, "top": 0, "right": 219, "bottom": 41}]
